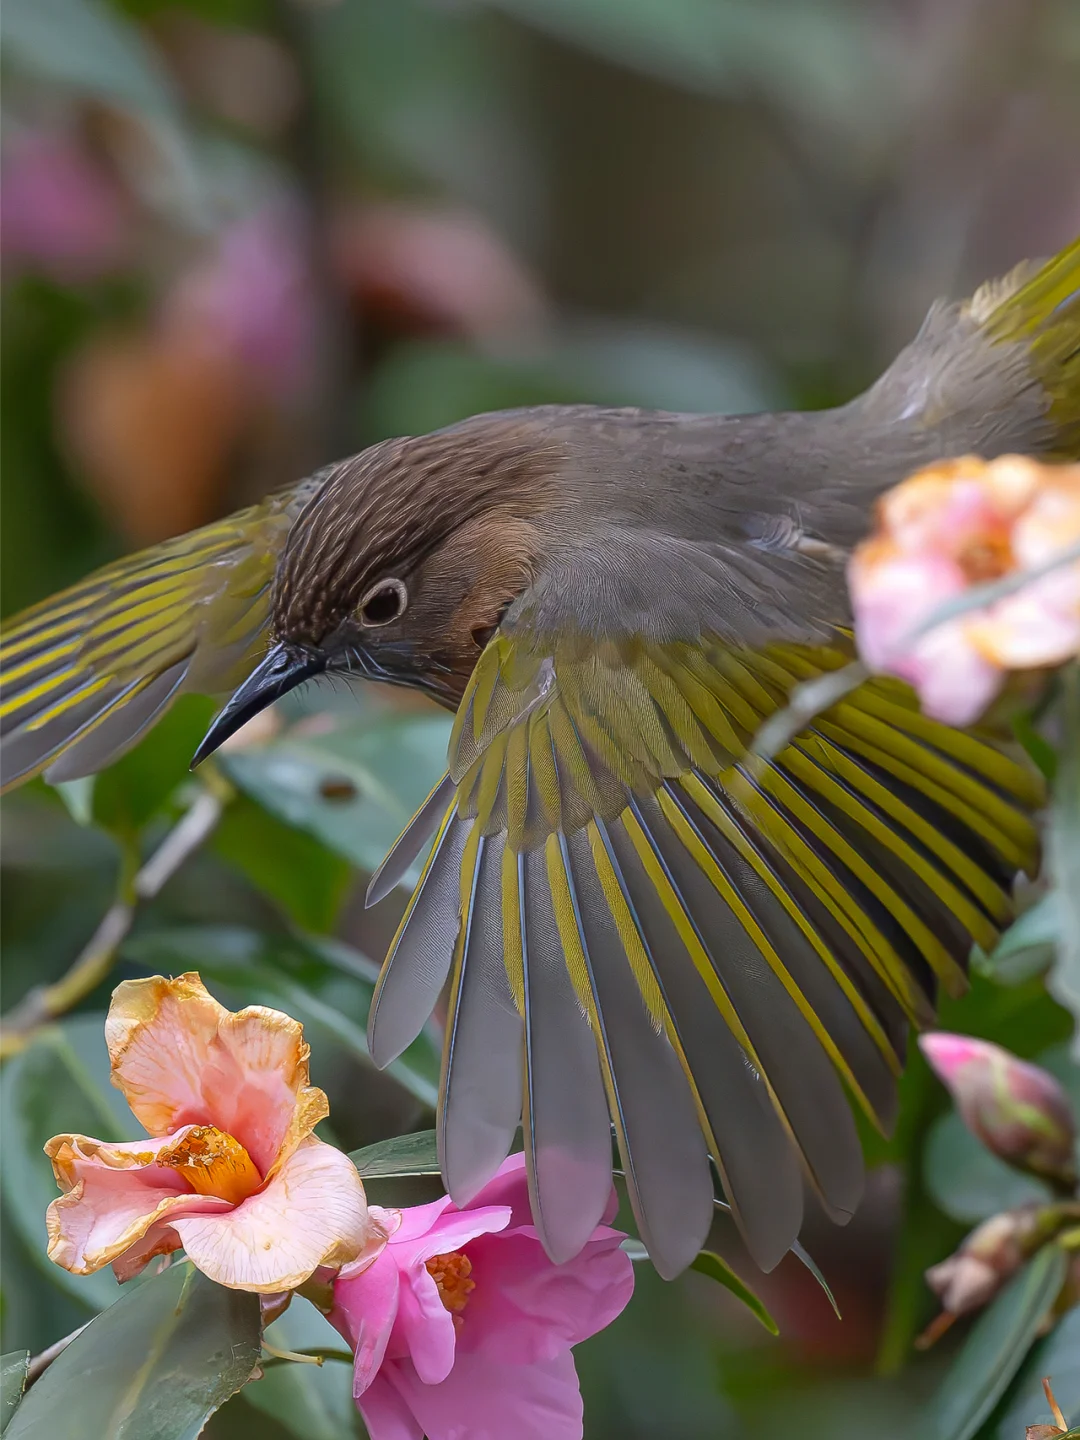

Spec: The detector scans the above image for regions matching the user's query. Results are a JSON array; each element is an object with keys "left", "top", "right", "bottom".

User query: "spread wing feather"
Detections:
[
  {"left": 0, "top": 484, "right": 316, "bottom": 789},
  {"left": 368, "top": 631, "right": 1041, "bottom": 1272}
]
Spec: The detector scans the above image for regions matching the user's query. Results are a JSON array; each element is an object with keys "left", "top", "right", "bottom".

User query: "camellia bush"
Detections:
[{"left": 0, "top": 456, "right": 1077, "bottom": 1439}]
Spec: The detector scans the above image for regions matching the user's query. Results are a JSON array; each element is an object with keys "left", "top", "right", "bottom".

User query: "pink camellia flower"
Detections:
[
  {"left": 849, "top": 455, "right": 1080, "bottom": 725},
  {"left": 328, "top": 1153, "right": 634, "bottom": 1440},
  {"left": 44, "top": 973, "right": 380, "bottom": 1292},
  {"left": 920, "top": 1032, "right": 1077, "bottom": 1189}
]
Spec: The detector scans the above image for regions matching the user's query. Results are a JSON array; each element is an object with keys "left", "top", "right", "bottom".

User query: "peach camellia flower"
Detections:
[
  {"left": 849, "top": 455, "right": 1080, "bottom": 725},
  {"left": 328, "top": 1154, "right": 634, "bottom": 1440},
  {"left": 44, "top": 973, "right": 380, "bottom": 1293}
]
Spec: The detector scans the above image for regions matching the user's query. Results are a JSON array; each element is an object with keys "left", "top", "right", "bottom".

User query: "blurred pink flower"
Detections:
[
  {"left": 1, "top": 130, "right": 126, "bottom": 283},
  {"left": 165, "top": 209, "right": 315, "bottom": 401},
  {"left": 849, "top": 455, "right": 1080, "bottom": 724},
  {"left": 329, "top": 1154, "right": 634, "bottom": 1440},
  {"left": 920, "top": 1032, "right": 1076, "bottom": 1188},
  {"left": 45, "top": 973, "right": 379, "bottom": 1292}
]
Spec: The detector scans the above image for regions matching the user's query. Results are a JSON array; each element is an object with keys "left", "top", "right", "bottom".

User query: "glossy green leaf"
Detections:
[
  {"left": 488, "top": 0, "right": 881, "bottom": 128},
  {"left": 89, "top": 695, "right": 215, "bottom": 838},
  {"left": 350, "top": 1129, "right": 440, "bottom": 1178},
  {"left": 6, "top": 1262, "right": 260, "bottom": 1440},
  {"left": 243, "top": 1302, "right": 359, "bottom": 1440},
  {"left": 990, "top": 1302, "right": 1080, "bottom": 1438},
  {"left": 924, "top": 1109, "right": 1051, "bottom": 1225},
  {"left": 212, "top": 796, "right": 353, "bottom": 933},
  {"left": 689, "top": 1251, "right": 779, "bottom": 1335},
  {"left": 924, "top": 1242, "right": 1068, "bottom": 1440},
  {"left": 123, "top": 926, "right": 441, "bottom": 1109},
  {"left": 0, "top": 1354, "right": 29, "bottom": 1435},
  {"left": 0, "top": 1015, "right": 130, "bottom": 1312},
  {"left": 219, "top": 708, "right": 452, "bottom": 878},
  {"left": 1047, "top": 667, "right": 1080, "bottom": 1059},
  {"left": 977, "top": 892, "right": 1060, "bottom": 987}
]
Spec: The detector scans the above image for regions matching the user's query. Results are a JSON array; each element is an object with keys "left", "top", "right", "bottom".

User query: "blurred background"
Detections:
[{"left": 2, "top": 1, "right": 1079, "bottom": 1436}]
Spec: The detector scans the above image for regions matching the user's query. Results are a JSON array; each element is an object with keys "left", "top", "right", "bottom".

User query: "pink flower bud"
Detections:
[{"left": 920, "top": 1034, "right": 1077, "bottom": 1190}]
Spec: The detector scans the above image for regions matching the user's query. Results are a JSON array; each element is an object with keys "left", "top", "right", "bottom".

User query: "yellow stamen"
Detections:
[
  {"left": 425, "top": 1251, "right": 475, "bottom": 1315},
  {"left": 157, "top": 1125, "right": 262, "bottom": 1204}
]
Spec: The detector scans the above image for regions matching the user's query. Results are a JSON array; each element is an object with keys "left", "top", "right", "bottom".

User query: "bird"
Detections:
[{"left": 2, "top": 238, "right": 1078, "bottom": 1280}]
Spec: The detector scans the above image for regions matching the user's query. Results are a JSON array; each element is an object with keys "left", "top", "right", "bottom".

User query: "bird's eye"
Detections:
[{"left": 358, "top": 578, "right": 408, "bottom": 627}]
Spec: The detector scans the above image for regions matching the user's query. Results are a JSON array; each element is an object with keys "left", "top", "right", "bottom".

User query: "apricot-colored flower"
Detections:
[
  {"left": 44, "top": 973, "right": 378, "bottom": 1293},
  {"left": 849, "top": 455, "right": 1080, "bottom": 724}
]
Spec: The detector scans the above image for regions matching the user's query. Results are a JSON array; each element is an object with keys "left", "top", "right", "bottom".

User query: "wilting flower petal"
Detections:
[
  {"left": 105, "top": 972, "right": 326, "bottom": 1171},
  {"left": 46, "top": 974, "right": 380, "bottom": 1293},
  {"left": 44, "top": 1131, "right": 229, "bottom": 1274},
  {"left": 170, "top": 1136, "right": 373, "bottom": 1292}
]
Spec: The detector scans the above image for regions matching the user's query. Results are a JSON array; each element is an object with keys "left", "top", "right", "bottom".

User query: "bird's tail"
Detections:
[{"left": 861, "top": 236, "right": 1080, "bottom": 461}]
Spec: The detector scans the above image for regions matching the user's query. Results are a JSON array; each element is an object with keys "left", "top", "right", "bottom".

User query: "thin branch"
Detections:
[{"left": 0, "top": 782, "right": 229, "bottom": 1058}]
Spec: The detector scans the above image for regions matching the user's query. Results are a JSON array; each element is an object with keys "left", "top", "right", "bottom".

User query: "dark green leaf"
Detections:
[
  {"left": 88, "top": 696, "right": 215, "bottom": 839},
  {"left": 689, "top": 1251, "right": 779, "bottom": 1335},
  {"left": 990, "top": 1302, "right": 1080, "bottom": 1438},
  {"left": 977, "top": 893, "right": 1060, "bottom": 987},
  {"left": 6, "top": 1262, "right": 260, "bottom": 1440},
  {"left": 0, "top": 1016, "right": 130, "bottom": 1311},
  {"left": 924, "top": 1110, "right": 1051, "bottom": 1225},
  {"left": 349, "top": 1129, "right": 440, "bottom": 1178},
  {"left": 243, "top": 1302, "right": 359, "bottom": 1440},
  {"left": 123, "top": 926, "right": 441, "bottom": 1109},
  {"left": 488, "top": 0, "right": 880, "bottom": 127},
  {"left": 924, "top": 1242, "right": 1069, "bottom": 1440},
  {"left": 1047, "top": 666, "right": 1080, "bottom": 1059},
  {"left": 0, "top": 1355, "right": 29, "bottom": 1435},
  {"left": 219, "top": 708, "right": 452, "bottom": 878},
  {"left": 212, "top": 796, "right": 353, "bottom": 932}
]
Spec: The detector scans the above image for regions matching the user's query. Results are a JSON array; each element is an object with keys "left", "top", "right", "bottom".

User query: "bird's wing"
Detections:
[
  {"left": 0, "top": 482, "right": 316, "bottom": 789},
  {"left": 368, "top": 626, "right": 1041, "bottom": 1278}
]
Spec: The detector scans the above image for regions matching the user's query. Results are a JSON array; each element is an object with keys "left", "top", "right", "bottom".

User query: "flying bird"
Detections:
[{"left": 3, "top": 239, "right": 1077, "bottom": 1279}]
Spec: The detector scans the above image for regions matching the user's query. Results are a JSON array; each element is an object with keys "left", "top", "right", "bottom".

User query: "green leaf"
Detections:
[
  {"left": 488, "top": 0, "right": 882, "bottom": 130},
  {"left": 689, "top": 1251, "right": 779, "bottom": 1335},
  {"left": 990, "top": 1302, "right": 1080, "bottom": 1438},
  {"left": 123, "top": 926, "right": 441, "bottom": 1110},
  {"left": 924, "top": 1242, "right": 1069, "bottom": 1440},
  {"left": 89, "top": 695, "right": 216, "bottom": 839},
  {"left": 243, "top": 1302, "right": 359, "bottom": 1440},
  {"left": 219, "top": 707, "right": 452, "bottom": 878},
  {"left": 349, "top": 1129, "right": 440, "bottom": 1178},
  {"left": 924, "top": 1109, "right": 1051, "bottom": 1225},
  {"left": 212, "top": 796, "right": 353, "bottom": 933},
  {"left": 977, "top": 893, "right": 1060, "bottom": 987},
  {"left": 1047, "top": 666, "right": 1080, "bottom": 1059},
  {"left": 6, "top": 1262, "right": 260, "bottom": 1440},
  {"left": 0, "top": 1355, "right": 29, "bottom": 1435},
  {"left": 0, "top": 1015, "right": 130, "bottom": 1312}
]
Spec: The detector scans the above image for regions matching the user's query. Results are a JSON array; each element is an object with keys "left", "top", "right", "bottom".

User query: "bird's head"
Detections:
[{"left": 192, "top": 414, "right": 559, "bottom": 764}]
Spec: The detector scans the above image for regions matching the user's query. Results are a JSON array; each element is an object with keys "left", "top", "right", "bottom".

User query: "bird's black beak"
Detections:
[{"left": 191, "top": 643, "right": 325, "bottom": 768}]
